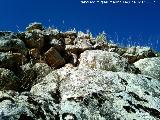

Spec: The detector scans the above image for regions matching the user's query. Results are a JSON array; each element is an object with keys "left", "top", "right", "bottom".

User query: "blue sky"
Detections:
[{"left": 0, "top": 0, "right": 160, "bottom": 51}]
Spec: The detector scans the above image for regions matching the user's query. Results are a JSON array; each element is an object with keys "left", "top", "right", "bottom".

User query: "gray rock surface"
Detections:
[
  {"left": 134, "top": 57, "right": 160, "bottom": 80},
  {"left": 0, "top": 32, "right": 27, "bottom": 55},
  {"left": 0, "top": 52, "right": 27, "bottom": 71},
  {"left": 0, "top": 23, "right": 159, "bottom": 120},
  {"left": 79, "top": 50, "right": 138, "bottom": 73},
  {"left": 0, "top": 68, "right": 20, "bottom": 90},
  {"left": 0, "top": 90, "right": 59, "bottom": 120},
  {"left": 30, "top": 66, "right": 160, "bottom": 120},
  {"left": 123, "top": 46, "right": 156, "bottom": 63},
  {"left": 19, "top": 62, "right": 52, "bottom": 91},
  {"left": 58, "top": 67, "right": 160, "bottom": 120}
]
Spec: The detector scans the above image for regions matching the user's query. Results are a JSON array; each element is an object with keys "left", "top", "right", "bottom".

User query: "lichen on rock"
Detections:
[{"left": 0, "top": 22, "right": 159, "bottom": 120}]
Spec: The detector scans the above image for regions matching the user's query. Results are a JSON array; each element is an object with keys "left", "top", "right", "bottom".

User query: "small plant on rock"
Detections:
[{"left": 156, "top": 52, "right": 160, "bottom": 57}]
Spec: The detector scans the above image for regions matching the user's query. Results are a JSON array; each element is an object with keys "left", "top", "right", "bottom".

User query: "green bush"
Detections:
[
  {"left": 96, "top": 31, "right": 107, "bottom": 44},
  {"left": 157, "top": 52, "right": 160, "bottom": 57}
]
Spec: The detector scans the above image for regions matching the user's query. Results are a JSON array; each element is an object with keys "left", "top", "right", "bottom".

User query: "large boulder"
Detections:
[
  {"left": 44, "top": 47, "right": 65, "bottom": 68},
  {"left": 79, "top": 50, "right": 139, "bottom": 73},
  {"left": 0, "top": 32, "right": 27, "bottom": 55},
  {"left": 30, "top": 66, "right": 160, "bottom": 120},
  {"left": 123, "top": 46, "right": 156, "bottom": 63},
  {"left": 0, "top": 68, "right": 20, "bottom": 90},
  {"left": 30, "top": 71, "right": 59, "bottom": 101},
  {"left": 58, "top": 67, "right": 160, "bottom": 120},
  {"left": 134, "top": 57, "right": 160, "bottom": 80}
]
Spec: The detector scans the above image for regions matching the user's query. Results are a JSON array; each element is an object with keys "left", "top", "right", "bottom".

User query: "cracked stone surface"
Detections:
[{"left": 0, "top": 23, "right": 159, "bottom": 120}]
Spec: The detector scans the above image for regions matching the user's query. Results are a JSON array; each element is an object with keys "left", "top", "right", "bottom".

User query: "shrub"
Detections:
[
  {"left": 96, "top": 31, "right": 107, "bottom": 44},
  {"left": 157, "top": 52, "right": 160, "bottom": 57}
]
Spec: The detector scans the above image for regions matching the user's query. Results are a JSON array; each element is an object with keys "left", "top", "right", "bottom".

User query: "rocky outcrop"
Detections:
[
  {"left": 23, "top": 30, "right": 45, "bottom": 50},
  {"left": 0, "top": 23, "right": 159, "bottom": 120},
  {"left": 18, "top": 62, "right": 52, "bottom": 91},
  {"left": 0, "top": 68, "right": 20, "bottom": 90},
  {"left": 122, "top": 46, "right": 156, "bottom": 63},
  {"left": 0, "top": 90, "right": 59, "bottom": 120},
  {"left": 0, "top": 32, "right": 27, "bottom": 55},
  {"left": 134, "top": 57, "right": 160, "bottom": 80},
  {"left": 79, "top": 50, "right": 139, "bottom": 73},
  {"left": 0, "top": 52, "right": 27, "bottom": 71},
  {"left": 22, "top": 67, "right": 160, "bottom": 120}
]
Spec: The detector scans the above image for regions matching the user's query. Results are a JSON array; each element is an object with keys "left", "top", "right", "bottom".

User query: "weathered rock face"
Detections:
[
  {"left": 134, "top": 57, "right": 160, "bottom": 80},
  {"left": 123, "top": 46, "right": 156, "bottom": 63},
  {"left": 79, "top": 50, "right": 138, "bottom": 73},
  {"left": 0, "top": 52, "right": 27, "bottom": 71},
  {"left": 0, "top": 68, "right": 20, "bottom": 90},
  {"left": 30, "top": 67, "right": 160, "bottom": 120},
  {"left": 0, "top": 23, "right": 159, "bottom": 120},
  {"left": 18, "top": 62, "right": 52, "bottom": 91},
  {"left": 0, "top": 32, "right": 27, "bottom": 55},
  {"left": 0, "top": 91, "right": 59, "bottom": 120},
  {"left": 24, "top": 30, "right": 45, "bottom": 50}
]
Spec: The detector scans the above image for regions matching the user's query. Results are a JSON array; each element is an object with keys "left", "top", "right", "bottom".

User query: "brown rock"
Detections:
[
  {"left": 24, "top": 30, "right": 44, "bottom": 50},
  {"left": 29, "top": 48, "right": 41, "bottom": 60},
  {"left": 122, "top": 46, "right": 156, "bottom": 63},
  {"left": 44, "top": 47, "right": 65, "bottom": 68}
]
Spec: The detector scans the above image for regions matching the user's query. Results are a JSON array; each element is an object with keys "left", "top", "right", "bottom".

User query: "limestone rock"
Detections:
[
  {"left": 65, "top": 38, "right": 92, "bottom": 54},
  {"left": 63, "top": 31, "right": 77, "bottom": 45},
  {"left": 43, "top": 28, "right": 59, "bottom": 36},
  {"left": 30, "top": 71, "right": 59, "bottom": 100},
  {"left": 63, "top": 31, "right": 77, "bottom": 38},
  {"left": 33, "top": 62, "right": 52, "bottom": 80},
  {"left": 0, "top": 90, "right": 59, "bottom": 120},
  {"left": 19, "top": 62, "right": 52, "bottom": 91},
  {"left": 0, "top": 23, "right": 159, "bottom": 120},
  {"left": 58, "top": 67, "right": 160, "bottom": 120},
  {"left": 64, "top": 38, "right": 74, "bottom": 45},
  {"left": 79, "top": 50, "right": 138, "bottom": 73},
  {"left": 44, "top": 47, "right": 65, "bottom": 68},
  {"left": 0, "top": 68, "right": 20, "bottom": 90},
  {"left": 123, "top": 46, "right": 156, "bottom": 63},
  {"left": 0, "top": 52, "right": 27, "bottom": 71},
  {"left": 0, "top": 32, "right": 27, "bottom": 55},
  {"left": 134, "top": 57, "right": 160, "bottom": 80},
  {"left": 108, "top": 43, "right": 118, "bottom": 52}
]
